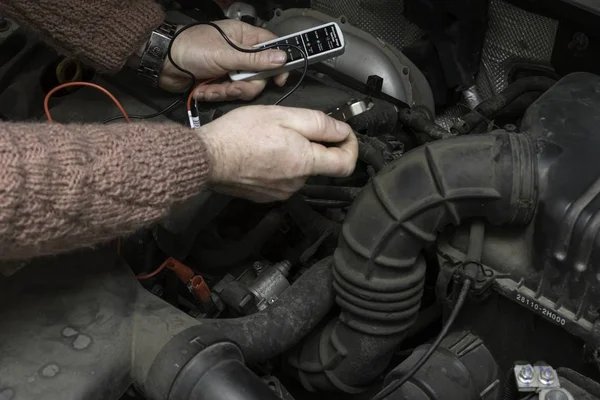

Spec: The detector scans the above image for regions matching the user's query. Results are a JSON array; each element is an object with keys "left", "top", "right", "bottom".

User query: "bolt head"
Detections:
[
  {"left": 540, "top": 368, "right": 556, "bottom": 385},
  {"left": 518, "top": 365, "right": 535, "bottom": 383},
  {"left": 253, "top": 262, "right": 264, "bottom": 273}
]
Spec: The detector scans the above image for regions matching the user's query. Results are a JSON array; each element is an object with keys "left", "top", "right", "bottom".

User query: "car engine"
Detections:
[{"left": 3, "top": 1, "right": 600, "bottom": 400}]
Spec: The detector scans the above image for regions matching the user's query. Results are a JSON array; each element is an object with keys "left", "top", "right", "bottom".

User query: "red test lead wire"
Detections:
[{"left": 44, "top": 81, "right": 131, "bottom": 123}]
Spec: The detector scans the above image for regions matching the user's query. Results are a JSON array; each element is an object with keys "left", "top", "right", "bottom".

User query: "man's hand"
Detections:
[
  {"left": 200, "top": 106, "right": 359, "bottom": 203},
  {"left": 160, "top": 20, "right": 288, "bottom": 100}
]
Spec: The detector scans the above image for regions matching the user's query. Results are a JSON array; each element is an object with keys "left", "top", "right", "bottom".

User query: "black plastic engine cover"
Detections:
[
  {"left": 438, "top": 73, "right": 600, "bottom": 346},
  {"left": 522, "top": 72, "right": 600, "bottom": 338},
  {"left": 524, "top": 73, "right": 600, "bottom": 278}
]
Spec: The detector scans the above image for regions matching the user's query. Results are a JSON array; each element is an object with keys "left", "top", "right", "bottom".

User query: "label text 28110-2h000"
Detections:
[{"left": 515, "top": 293, "right": 567, "bottom": 326}]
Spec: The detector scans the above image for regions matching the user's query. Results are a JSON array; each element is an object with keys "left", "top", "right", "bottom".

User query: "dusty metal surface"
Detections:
[
  {"left": 476, "top": 0, "right": 558, "bottom": 98},
  {"left": 312, "top": 0, "right": 423, "bottom": 50},
  {"left": 313, "top": 0, "right": 559, "bottom": 128},
  {"left": 440, "top": 0, "right": 558, "bottom": 127}
]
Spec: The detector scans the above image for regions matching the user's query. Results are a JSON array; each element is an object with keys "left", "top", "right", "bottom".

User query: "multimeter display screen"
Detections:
[{"left": 261, "top": 24, "right": 342, "bottom": 62}]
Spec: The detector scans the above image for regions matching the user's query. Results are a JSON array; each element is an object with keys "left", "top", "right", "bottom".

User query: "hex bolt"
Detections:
[
  {"left": 518, "top": 365, "right": 535, "bottom": 384},
  {"left": 253, "top": 261, "right": 264, "bottom": 275},
  {"left": 540, "top": 368, "right": 556, "bottom": 385}
]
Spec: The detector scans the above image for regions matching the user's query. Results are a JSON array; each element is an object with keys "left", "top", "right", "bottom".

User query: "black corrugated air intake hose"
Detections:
[{"left": 289, "top": 132, "right": 538, "bottom": 392}]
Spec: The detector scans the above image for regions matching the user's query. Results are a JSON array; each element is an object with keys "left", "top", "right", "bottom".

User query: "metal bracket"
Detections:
[
  {"left": 326, "top": 99, "right": 373, "bottom": 122},
  {"left": 514, "top": 364, "right": 562, "bottom": 394}
]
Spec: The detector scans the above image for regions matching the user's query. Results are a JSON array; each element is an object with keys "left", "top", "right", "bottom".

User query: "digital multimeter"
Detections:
[{"left": 229, "top": 22, "right": 346, "bottom": 82}]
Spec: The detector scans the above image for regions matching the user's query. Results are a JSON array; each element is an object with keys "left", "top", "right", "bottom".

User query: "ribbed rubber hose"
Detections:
[
  {"left": 135, "top": 259, "right": 335, "bottom": 400},
  {"left": 291, "top": 132, "right": 538, "bottom": 392},
  {"left": 175, "top": 258, "right": 335, "bottom": 363}
]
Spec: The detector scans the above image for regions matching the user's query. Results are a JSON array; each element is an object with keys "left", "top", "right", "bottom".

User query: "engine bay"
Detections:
[{"left": 3, "top": 1, "right": 600, "bottom": 400}]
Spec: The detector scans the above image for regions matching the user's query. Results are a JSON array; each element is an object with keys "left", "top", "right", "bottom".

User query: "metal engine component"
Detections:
[
  {"left": 513, "top": 363, "right": 575, "bottom": 400},
  {"left": 515, "top": 365, "right": 560, "bottom": 392},
  {"left": 248, "top": 260, "right": 292, "bottom": 310},
  {"left": 211, "top": 260, "right": 293, "bottom": 314},
  {"left": 265, "top": 8, "right": 434, "bottom": 112},
  {"left": 225, "top": 2, "right": 259, "bottom": 21},
  {"left": 326, "top": 99, "right": 373, "bottom": 122}
]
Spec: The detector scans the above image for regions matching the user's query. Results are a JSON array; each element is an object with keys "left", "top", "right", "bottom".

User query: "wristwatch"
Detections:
[{"left": 136, "top": 21, "right": 178, "bottom": 87}]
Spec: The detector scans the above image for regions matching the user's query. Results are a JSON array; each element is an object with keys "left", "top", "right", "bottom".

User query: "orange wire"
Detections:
[
  {"left": 44, "top": 81, "right": 131, "bottom": 123},
  {"left": 135, "top": 78, "right": 219, "bottom": 276},
  {"left": 136, "top": 259, "right": 171, "bottom": 280},
  {"left": 44, "top": 81, "right": 131, "bottom": 255},
  {"left": 44, "top": 80, "right": 220, "bottom": 266},
  {"left": 186, "top": 77, "right": 223, "bottom": 112}
]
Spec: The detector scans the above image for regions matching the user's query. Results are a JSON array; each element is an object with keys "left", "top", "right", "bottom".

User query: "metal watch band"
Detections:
[{"left": 137, "top": 22, "right": 178, "bottom": 87}]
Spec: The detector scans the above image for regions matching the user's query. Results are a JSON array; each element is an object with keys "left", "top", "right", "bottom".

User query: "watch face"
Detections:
[
  {"left": 148, "top": 45, "right": 163, "bottom": 58},
  {"left": 137, "top": 27, "right": 174, "bottom": 86}
]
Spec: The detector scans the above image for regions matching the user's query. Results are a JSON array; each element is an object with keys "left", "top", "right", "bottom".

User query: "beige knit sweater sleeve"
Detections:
[
  {"left": 0, "top": 122, "right": 210, "bottom": 259},
  {"left": 0, "top": 0, "right": 165, "bottom": 72},
  {"left": 0, "top": 1, "right": 211, "bottom": 260}
]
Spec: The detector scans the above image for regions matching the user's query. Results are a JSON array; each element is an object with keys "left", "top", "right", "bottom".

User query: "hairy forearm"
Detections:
[
  {"left": 0, "top": 0, "right": 164, "bottom": 72},
  {"left": 0, "top": 121, "right": 210, "bottom": 259}
]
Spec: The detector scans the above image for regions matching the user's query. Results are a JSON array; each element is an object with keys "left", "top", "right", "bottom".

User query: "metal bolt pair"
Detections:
[{"left": 518, "top": 365, "right": 555, "bottom": 385}]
